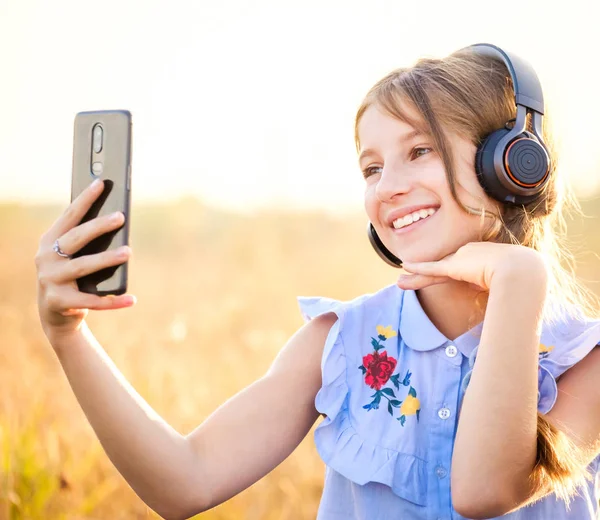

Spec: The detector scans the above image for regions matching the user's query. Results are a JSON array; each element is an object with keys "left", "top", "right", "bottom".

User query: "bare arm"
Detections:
[
  {"left": 48, "top": 313, "right": 335, "bottom": 520},
  {"left": 36, "top": 178, "right": 337, "bottom": 519},
  {"left": 451, "top": 260, "right": 600, "bottom": 518},
  {"left": 185, "top": 311, "right": 336, "bottom": 511},
  {"left": 504, "top": 346, "right": 600, "bottom": 511},
  {"left": 451, "top": 265, "right": 546, "bottom": 518}
]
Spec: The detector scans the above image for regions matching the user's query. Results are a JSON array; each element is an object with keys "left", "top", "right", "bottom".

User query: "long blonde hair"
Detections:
[{"left": 354, "top": 47, "right": 598, "bottom": 504}]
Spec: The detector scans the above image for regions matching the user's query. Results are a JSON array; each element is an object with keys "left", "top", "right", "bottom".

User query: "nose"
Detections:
[{"left": 374, "top": 164, "right": 412, "bottom": 203}]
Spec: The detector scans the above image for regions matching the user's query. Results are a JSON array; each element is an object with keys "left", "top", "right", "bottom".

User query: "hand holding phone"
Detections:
[{"left": 35, "top": 179, "right": 135, "bottom": 342}]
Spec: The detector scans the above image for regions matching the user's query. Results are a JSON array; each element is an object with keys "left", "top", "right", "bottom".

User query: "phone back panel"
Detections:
[{"left": 71, "top": 110, "right": 132, "bottom": 296}]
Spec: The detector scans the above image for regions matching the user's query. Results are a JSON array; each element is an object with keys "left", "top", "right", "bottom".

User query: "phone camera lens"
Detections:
[{"left": 92, "top": 124, "right": 103, "bottom": 153}]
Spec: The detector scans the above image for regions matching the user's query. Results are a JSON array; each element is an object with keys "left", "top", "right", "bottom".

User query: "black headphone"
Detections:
[{"left": 367, "top": 42, "right": 551, "bottom": 268}]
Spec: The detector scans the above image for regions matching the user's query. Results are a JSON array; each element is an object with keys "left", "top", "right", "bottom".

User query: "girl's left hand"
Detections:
[{"left": 397, "top": 242, "right": 548, "bottom": 292}]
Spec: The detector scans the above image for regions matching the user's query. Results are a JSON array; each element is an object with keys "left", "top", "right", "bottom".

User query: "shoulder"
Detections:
[{"left": 274, "top": 284, "right": 399, "bottom": 385}]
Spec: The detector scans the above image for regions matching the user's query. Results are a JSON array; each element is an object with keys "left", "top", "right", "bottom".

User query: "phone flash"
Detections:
[{"left": 92, "top": 161, "right": 103, "bottom": 175}]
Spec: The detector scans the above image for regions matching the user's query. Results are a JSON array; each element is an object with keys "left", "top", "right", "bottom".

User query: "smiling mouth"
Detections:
[{"left": 392, "top": 207, "right": 438, "bottom": 230}]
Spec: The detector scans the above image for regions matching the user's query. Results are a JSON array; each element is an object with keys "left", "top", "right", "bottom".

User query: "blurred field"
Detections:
[{"left": 1, "top": 196, "right": 600, "bottom": 519}]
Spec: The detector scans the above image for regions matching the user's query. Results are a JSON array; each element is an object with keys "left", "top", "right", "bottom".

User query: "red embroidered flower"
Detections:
[{"left": 362, "top": 351, "right": 397, "bottom": 390}]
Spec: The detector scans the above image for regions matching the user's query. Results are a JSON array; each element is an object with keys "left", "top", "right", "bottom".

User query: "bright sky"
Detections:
[{"left": 2, "top": 0, "right": 599, "bottom": 214}]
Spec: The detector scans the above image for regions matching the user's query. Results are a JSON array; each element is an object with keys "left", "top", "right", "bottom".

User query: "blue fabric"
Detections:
[{"left": 297, "top": 283, "right": 600, "bottom": 520}]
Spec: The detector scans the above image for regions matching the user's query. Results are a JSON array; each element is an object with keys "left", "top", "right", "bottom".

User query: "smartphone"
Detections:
[{"left": 70, "top": 109, "right": 132, "bottom": 296}]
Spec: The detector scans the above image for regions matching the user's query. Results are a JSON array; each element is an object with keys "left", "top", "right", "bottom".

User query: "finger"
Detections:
[
  {"left": 54, "top": 211, "right": 125, "bottom": 259},
  {"left": 402, "top": 260, "right": 450, "bottom": 278},
  {"left": 54, "top": 246, "right": 131, "bottom": 284},
  {"left": 49, "top": 286, "right": 136, "bottom": 313},
  {"left": 81, "top": 293, "right": 137, "bottom": 311},
  {"left": 46, "top": 178, "right": 105, "bottom": 241},
  {"left": 396, "top": 274, "right": 450, "bottom": 290}
]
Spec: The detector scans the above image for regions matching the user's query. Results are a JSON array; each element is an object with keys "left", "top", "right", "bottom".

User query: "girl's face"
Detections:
[{"left": 358, "top": 103, "right": 500, "bottom": 264}]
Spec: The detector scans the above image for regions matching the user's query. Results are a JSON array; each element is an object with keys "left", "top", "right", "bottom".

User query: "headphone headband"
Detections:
[{"left": 466, "top": 43, "right": 545, "bottom": 115}]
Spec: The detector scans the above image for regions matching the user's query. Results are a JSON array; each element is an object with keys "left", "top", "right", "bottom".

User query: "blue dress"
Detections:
[{"left": 297, "top": 283, "right": 600, "bottom": 520}]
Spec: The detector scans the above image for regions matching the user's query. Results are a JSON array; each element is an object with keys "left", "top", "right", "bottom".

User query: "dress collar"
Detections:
[{"left": 398, "top": 288, "right": 482, "bottom": 358}]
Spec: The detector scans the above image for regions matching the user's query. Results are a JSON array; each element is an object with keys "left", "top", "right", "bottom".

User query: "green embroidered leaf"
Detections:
[
  {"left": 398, "top": 415, "right": 406, "bottom": 426},
  {"left": 387, "top": 401, "right": 393, "bottom": 415},
  {"left": 371, "top": 337, "right": 380, "bottom": 349},
  {"left": 370, "top": 391, "right": 380, "bottom": 398},
  {"left": 378, "top": 334, "right": 386, "bottom": 341},
  {"left": 381, "top": 388, "right": 396, "bottom": 397},
  {"left": 358, "top": 365, "right": 366, "bottom": 374},
  {"left": 416, "top": 409, "right": 421, "bottom": 421},
  {"left": 408, "top": 386, "right": 417, "bottom": 398},
  {"left": 390, "top": 374, "right": 400, "bottom": 390},
  {"left": 390, "top": 400, "right": 401, "bottom": 407}
]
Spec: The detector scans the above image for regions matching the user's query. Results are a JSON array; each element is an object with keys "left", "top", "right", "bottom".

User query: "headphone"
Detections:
[{"left": 367, "top": 42, "right": 551, "bottom": 268}]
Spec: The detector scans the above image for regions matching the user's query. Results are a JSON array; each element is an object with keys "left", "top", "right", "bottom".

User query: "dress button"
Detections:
[
  {"left": 435, "top": 466, "right": 447, "bottom": 478},
  {"left": 438, "top": 407, "right": 451, "bottom": 420},
  {"left": 445, "top": 344, "right": 458, "bottom": 357}
]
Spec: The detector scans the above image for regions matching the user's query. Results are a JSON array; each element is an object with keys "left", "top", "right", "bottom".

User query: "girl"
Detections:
[{"left": 35, "top": 44, "right": 600, "bottom": 519}]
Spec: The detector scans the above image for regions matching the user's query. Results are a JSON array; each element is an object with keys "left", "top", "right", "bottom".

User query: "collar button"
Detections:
[{"left": 445, "top": 344, "right": 458, "bottom": 358}]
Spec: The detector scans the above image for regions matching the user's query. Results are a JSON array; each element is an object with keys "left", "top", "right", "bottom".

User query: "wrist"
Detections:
[
  {"left": 46, "top": 322, "right": 90, "bottom": 357},
  {"left": 491, "top": 251, "right": 549, "bottom": 293}
]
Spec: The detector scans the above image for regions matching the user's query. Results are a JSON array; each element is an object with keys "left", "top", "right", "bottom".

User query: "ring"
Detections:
[{"left": 53, "top": 239, "right": 72, "bottom": 259}]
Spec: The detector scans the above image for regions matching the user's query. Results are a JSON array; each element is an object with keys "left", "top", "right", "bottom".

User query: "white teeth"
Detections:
[{"left": 392, "top": 208, "right": 437, "bottom": 229}]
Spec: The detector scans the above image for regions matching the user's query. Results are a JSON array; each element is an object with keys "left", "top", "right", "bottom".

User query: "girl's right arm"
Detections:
[
  {"left": 36, "top": 179, "right": 336, "bottom": 520},
  {"left": 48, "top": 312, "right": 334, "bottom": 520}
]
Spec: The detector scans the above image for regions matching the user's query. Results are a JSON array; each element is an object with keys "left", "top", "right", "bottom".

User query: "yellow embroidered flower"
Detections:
[
  {"left": 376, "top": 325, "right": 397, "bottom": 339},
  {"left": 539, "top": 343, "right": 554, "bottom": 354},
  {"left": 400, "top": 394, "right": 421, "bottom": 416}
]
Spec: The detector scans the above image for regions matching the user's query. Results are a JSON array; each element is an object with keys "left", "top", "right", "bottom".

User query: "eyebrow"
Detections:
[{"left": 358, "top": 129, "right": 424, "bottom": 164}]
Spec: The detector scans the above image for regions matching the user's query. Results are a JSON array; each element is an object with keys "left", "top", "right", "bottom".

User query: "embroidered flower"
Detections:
[
  {"left": 398, "top": 387, "right": 421, "bottom": 426},
  {"left": 376, "top": 325, "right": 397, "bottom": 340},
  {"left": 539, "top": 342, "right": 554, "bottom": 359},
  {"left": 359, "top": 324, "right": 421, "bottom": 425},
  {"left": 362, "top": 351, "right": 397, "bottom": 390}
]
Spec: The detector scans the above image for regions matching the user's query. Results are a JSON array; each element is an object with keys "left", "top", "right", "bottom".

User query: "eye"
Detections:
[
  {"left": 362, "top": 166, "right": 382, "bottom": 179},
  {"left": 410, "top": 146, "right": 432, "bottom": 160}
]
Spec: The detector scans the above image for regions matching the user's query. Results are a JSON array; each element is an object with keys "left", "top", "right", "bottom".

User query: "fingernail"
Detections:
[{"left": 92, "top": 178, "right": 102, "bottom": 188}]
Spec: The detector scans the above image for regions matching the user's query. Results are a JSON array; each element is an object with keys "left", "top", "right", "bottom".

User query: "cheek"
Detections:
[
  {"left": 363, "top": 184, "right": 378, "bottom": 218},
  {"left": 442, "top": 204, "right": 491, "bottom": 247}
]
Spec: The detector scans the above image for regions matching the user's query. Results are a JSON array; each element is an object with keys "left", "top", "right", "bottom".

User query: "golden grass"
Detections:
[
  {"left": 1, "top": 196, "right": 599, "bottom": 519},
  {"left": 0, "top": 199, "right": 395, "bottom": 519}
]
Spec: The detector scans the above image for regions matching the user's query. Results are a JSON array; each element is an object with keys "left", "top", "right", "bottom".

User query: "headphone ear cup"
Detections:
[
  {"left": 476, "top": 128, "right": 550, "bottom": 204},
  {"left": 367, "top": 222, "right": 403, "bottom": 268},
  {"left": 504, "top": 135, "right": 550, "bottom": 190},
  {"left": 475, "top": 128, "right": 510, "bottom": 203}
]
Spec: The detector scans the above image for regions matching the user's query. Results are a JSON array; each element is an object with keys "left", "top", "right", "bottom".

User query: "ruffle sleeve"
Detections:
[
  {"left": 536, "top": 311, "right": 600, "bottom": 414},
  {"left": 297, "top": 289, "right": 427, "bottom": 506},
  {"left": 297, "top": 295, "right": 348, "bottom": 425}
]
